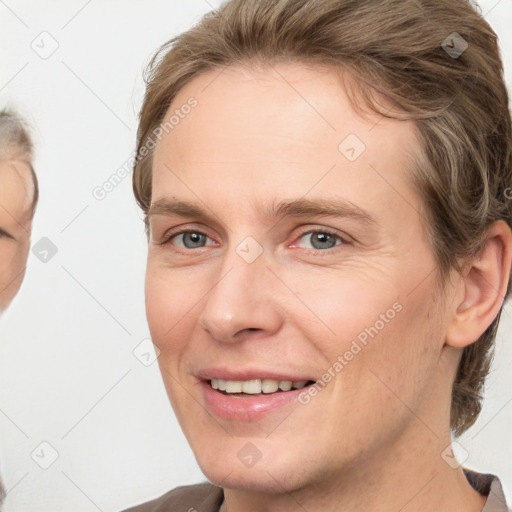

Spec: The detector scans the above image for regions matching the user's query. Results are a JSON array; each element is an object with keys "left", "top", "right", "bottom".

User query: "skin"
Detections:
[
  {"left": 0, "top": 156, "right": 34, "bottom": 505},
  {"left": 0, "top": 158, "right": 34, "bottom": 312},
  {"left": 145, "top": 62, "right": 512, "bottom": 512}
]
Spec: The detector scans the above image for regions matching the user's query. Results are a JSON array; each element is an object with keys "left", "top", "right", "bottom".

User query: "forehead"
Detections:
[
  {"left": 0, "top": 158, "right": 34, "bottom": 225},
  {"left": 152, "top": 62, "right": 420, "bottom": 215}
]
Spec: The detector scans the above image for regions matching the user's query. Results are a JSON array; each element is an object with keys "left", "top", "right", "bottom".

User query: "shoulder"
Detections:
[
  {"left": 121, "top": 482, "right": 224, "bottom": 512},
  {"left": 464, "top": 468, "right": 511, "bottom": 512}
]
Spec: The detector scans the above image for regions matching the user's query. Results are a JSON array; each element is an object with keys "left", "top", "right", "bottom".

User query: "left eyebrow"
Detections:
[
  {"left": 264, "top": 198, "right": 379, "bottom": 227},
  {"left": 0, "top": 227, "right": 15, "bottom": 240}
]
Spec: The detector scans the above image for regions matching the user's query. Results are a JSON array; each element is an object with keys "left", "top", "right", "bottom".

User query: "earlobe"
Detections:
[{"left": 446, "top": 220, "right": 512, "bottom": 349}]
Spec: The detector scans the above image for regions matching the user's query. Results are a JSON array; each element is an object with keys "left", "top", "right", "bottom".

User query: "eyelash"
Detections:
[{"left": 159, "top": 227, "right": 347, "bottom": 253}]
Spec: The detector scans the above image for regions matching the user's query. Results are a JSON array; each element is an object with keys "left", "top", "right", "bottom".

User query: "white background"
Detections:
[{"left": 0, "top": 1, "right": 511, "bottom": 511}]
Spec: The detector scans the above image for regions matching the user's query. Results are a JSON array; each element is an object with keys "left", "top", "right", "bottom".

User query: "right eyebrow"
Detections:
[{"left": 147, "top": 199, "right": 213, "bottom": 224}]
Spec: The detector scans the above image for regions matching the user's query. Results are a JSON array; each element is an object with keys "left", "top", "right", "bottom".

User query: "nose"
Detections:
[{"left": 198, "top": 242, "right": 283, "bottom": 343}]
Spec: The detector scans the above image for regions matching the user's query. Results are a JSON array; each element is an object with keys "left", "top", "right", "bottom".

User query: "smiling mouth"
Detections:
[{"left": 209, "top": 378, "right": 315, "bottom": 396}]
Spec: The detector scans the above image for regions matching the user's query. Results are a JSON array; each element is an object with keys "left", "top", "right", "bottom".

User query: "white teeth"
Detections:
[
  {"left": 210, "top": 378, "right": 310, "bottom": 394},
  {"left": 242, "top": 380, "right": 261, "bottom": 394},
  {"left": 225, "top": 381, "right": 243, "bottom": 393},
  {"left": 261, "top": 379, "right": 279, "bottom": 393},
  {"left": 278, "top": 381, "right": 293, "bottom": 391}
]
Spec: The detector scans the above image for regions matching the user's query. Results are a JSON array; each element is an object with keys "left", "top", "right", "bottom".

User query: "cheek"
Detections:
[
  {"left": 0, "top": 245, "right": 20, "bottom": 281},
  {"left": 336, "top": 282, "right": 444, "bottom": 420},
  {"left": 144, "top": 264, "right": 203, "bottom": 352},
  {"left": 16, "top": 242, "right": 30, "bottom": 272},
  {"left": 0, "top": 246, "right": 28, "bottom": 309},
  {"left": 283, "top": 265, "right": 403, "bottom": 355},
  {"left": 296, "top": 264, "right": 441, "bottom": 395}
]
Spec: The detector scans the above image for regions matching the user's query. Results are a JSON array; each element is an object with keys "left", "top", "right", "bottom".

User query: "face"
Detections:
[
  {"left": 146, "top": 63, "right": 456, "bottom": 493},
  {"left": 0, "top": 158, "right": 34, "bottom": 312}
]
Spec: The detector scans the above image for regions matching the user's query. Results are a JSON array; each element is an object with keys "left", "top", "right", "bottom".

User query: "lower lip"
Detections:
[{"left": 201, "top": 380, "right": 308, "bottom": 420}]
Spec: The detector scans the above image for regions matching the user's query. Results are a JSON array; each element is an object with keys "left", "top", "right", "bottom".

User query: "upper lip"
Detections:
[{"left": 196, "top": 367, "right": 316, "bottom": 382}]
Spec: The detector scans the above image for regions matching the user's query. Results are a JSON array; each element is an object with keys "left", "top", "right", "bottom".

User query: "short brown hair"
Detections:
[
  {"left": 0, "top": 109, "right": 39, "bottom": 218},
  {"left": 133, "top": 0, "right": 512, "bottom": 436}
]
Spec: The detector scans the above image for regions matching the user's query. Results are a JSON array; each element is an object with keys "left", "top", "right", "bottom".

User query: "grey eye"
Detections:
[
  {"left": 303, "top": 232, "right": 340, "bottom": 250},
  {"left": 177, "top": 232, "right": 208, "bottom": 248}
]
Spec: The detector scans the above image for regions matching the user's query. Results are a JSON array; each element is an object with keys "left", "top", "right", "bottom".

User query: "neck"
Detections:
[{"left": 220, "top": 426, "right": 487, "bottom": 512}]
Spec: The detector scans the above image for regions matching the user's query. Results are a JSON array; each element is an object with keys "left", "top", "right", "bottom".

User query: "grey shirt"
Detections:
[{"left": 122, "top": 469, "right": 511, "bottom": 512}]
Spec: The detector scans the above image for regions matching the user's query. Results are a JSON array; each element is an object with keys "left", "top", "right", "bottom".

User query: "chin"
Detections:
[
  {"left": 201, "top": 462, "right": 301, "bottom": 494},
  {"left": 194, "top": 441, "right": 314, "bottom": 494}
]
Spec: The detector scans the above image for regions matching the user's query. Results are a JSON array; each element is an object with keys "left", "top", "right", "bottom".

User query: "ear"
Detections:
[{"left": 446, "top": 220, "right": 512, "bottom": 348}]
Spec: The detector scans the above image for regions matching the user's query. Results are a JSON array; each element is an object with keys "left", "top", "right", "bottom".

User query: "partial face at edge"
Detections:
[
  {"left": 145, "top": 63, "right": 455, "bottom": 492},
  {"left": 0, "top": 158, "right": 34, "bottom": 312}
]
